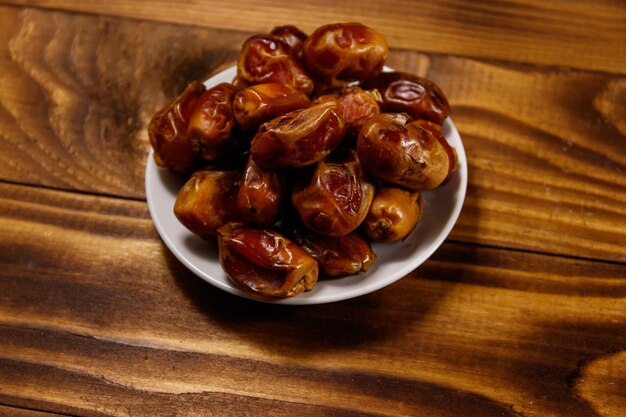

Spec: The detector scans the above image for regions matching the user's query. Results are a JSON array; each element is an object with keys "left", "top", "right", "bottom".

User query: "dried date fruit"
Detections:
[
  {"left": 362, "top": 187, "right": 424, "bottom": 242},
  {"left": 357, "top": 113, "right": 449, "bottom": 190},
  {"left": 174, "top": 170, "right": 241, "bottom": 239},
  {"left": 237, "top": 34, "right": 314, "bottom": 95},
  {"left": 290, "top": 226, "right": 376, "bottom": 276},
  {"left": 233, "top": 83, "right": 310, "bottom": 132},
  {"left": 292, "top": 148, "right": 374, "bottom": 237},
  {"left": 362, "top": 71, "right": 450, "bottom": 124},
  {"left": 302, "top": 22, "right": 388, "bottom": 88},
  {"left": 187, "top": 82, "right": 239, "bottom": 161},
  {"left": 409, "top": 119, "right": 458, "bottom": 184},
  {"left": 250, "top": 99, "right": 345, "bottom": 169},
  {"left": 270, "top": 25, "right": 308, "bottom": 55},
  {"left": 236, "top": 157, "right": 285, "bottom": 226},
  {"left": 315, "top": 86, "right": 381, "bottom": 134},
  {"left": 148, "top": 81, "right": 205, "bottom": 172},
  {"left": 217, "top": 223, "right": 318, "bottom": 298}
]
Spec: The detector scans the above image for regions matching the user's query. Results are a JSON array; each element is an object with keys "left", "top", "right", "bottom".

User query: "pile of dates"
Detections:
[{"left": 148, "top": 23, "right": 458, "bottom": 299}]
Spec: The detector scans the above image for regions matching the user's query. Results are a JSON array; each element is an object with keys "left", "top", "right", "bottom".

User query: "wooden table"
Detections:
[{"left": 1, "top": 1, "right": 625, "bottom": 416}]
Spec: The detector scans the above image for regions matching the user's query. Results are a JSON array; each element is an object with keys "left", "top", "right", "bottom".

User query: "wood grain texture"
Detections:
[
  {"left": 0, "top": 181, "right": 625, "bottom": 417},
  {"left": 0, "top": 405, "right": 69, "bottom": 417},
  {"left": 1, "top": 6, "right": 624, "bottom": 261},
  {"left": 2, "top": 0, "right": 626, "bottom": 75}
]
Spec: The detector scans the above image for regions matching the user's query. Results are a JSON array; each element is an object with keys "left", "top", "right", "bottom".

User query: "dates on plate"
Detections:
[
  {"left": 148, "top": 81, "right": 205, "bottom": 173},
  {"left": 237, "top": 35, "right": 314, "bottom": 95},
  {"left": 270, "top": 25, "right": 308, "bottom": 55},
  {"left": 217, "top": 223, "right": 319, "bottom": 298},
  {"left": 174, "top": 170, "right": 241, "bottom": 239},
  {"left": 362, "top": 187, "right": 424, "bottom": 243},
  {"left": 357, "top": 113, "right": 449, "bottom": 190},
  {"left": 292, "top": 148, "right": 374, "bottom": 237},
  {"left": 315, "top": 86, "right": 381, "bottom": 135},
  {"left": 236, "top": 157, "right": 285, "bottom": 226},
  {"left": 250, "top": 99, "right": 345, "bottom": 169}
]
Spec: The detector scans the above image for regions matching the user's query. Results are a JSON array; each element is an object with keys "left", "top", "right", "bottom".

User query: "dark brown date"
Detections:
[
  {"left": 217, "top": 223, "right": 318, "bottom": 298},
  {"left": 148, "top": 81, "right": 205, "bottom": 172},
  {"left": 302, "top": 22, "right": 388, "bottom": 88},
  {"left": 233, "top": 83, "right": 310, "bottom": 132},
  {"left": 174, "top": 170, "right": 241, "bottom": 239},
  {"left": 292, "top": 148, "right": 375, "bottom": 237},
  {"left": 409, "top": 119, "right": 458, "bottom": 184},
  {"left": 237, "top": 34, "right": 314, "bottom": 95},
  {"left": 362, "top": 187, "right": 424, "bottom": 242},
  {"left": 236, "top": 157, "right": 284, "bottom": 226},
  {"left": 270, "top": 25, "right": 308, "bottom": 55},
  {"left": 187, "top": 82, "right": 239, "bottom": 161},
  {"left": 357, "top": 113, "right": 449, "bottom": 190},
  {"left": 316, "top": 86, "right": 381, "bottom": 134},
  {"left": 362, "top": 71, "right": 450, "bottom": 124},
  {"left": 290, "top": 226, "right": 376, "bottom": 276},
  {"left": 250, "top": 99, "right": 345, "bottom": 169}
]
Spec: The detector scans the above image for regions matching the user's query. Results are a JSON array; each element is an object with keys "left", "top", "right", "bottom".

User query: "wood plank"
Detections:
[
  {"left": 0, "top": 5, "right": 625, "bottom": 261},
  {"left": 2, "top": 0, "right": 625, "bottom": 75},
  {"left": 0, "top": 182, "right": 624, "bottom": 417},
  {"left": 0, "top": 405, "right": 70, "bottom": 417}
]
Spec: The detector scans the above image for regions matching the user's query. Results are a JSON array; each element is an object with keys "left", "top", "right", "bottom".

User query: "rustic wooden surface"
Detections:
[{"left": 0, "top": 1, "right": 624, "bottom": 416}]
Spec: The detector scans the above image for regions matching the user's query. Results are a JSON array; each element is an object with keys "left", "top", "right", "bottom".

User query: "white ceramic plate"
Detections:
[{"left": 145, "top": 66, "right": 467, "bottom": 305}]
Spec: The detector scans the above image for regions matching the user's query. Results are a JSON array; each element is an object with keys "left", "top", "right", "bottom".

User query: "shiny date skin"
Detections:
[
  {"left": 270, "top": 25, "right": 308, "bottom": 55},
  {"left": 362, "top": 187, "right": 424, "bottom": 243},
  {"left": 217, "top": 223, "right": 319, "bottom": 298},
  {"left": 292, "top": 148, "right": 375, "bottom": 237},
  {"left": 236, "top": 157, "right": 285, "bottom": 226},
  {"left": 302, "top": 22, "right": 388, "bottom": 88},
  {"left": 250, "top": 99, "right": 345, "bottom": 169},
  {"left": 409, "top": 119, "right": 458, "bottom": 184},
  {"left": 290, "top": 225, "right": 376, "bottom": 276},
  {"left": 148, "top": 81, "right": 205, "bottom": 173},
  {"left": 315, "top": 86, "right": 381, "bottom": 134},
  {"left": 174, "top": 170, "right": 241, "bottom": 240},
  {"left": 187, "top": 82, "right": 239, "bottom": 161},
  {"left": 362, "top": 71, "right": 450, "bottom": 124},
  {"left": 237, "top": 34, "right": 314, "bottom": 95},
  {"left": 233, "top": 83, "right": 310, "bottom": 132},
  {"left": 357, "top": 113, "right": 449, "bottom": 190}
]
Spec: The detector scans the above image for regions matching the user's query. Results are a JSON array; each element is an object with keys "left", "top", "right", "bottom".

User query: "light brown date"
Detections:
[
  {"left": 148, "top": 81, "right": 205, "bottom": 172},
  {"left": 290, "top": 226, "right": 376, "bottom": 276},
  {"left": 187, "top": 82, "right": 239, "bottom": 161},
  {"left": 233, "top": 83, "right": 310, "bottom": 132},
  {"left": 217, "top": 223, "right": 319, "bottom": 298},
  {"left": 362, "top": 71, "right": 450, "bottom": 124},
  {"left": 236, "top": 157, "right": 285, "bottom": 226},
  {"left": 362, "top": 187, "right": 424, "bottom": 242},
  {"left": 270, "top": 25, "right": 308, "bottom": 55},
  {"left": 292, "top": 148, "right": 375, "bottom": 237},
  {"left": 237, "top": 34, "right": 314, "bottom": 95},
  {"left": 250, "top": 99, "right": 345, "bottom": 169},
  {"left": 302, "top": 22, "right": 388, "bottom": 88},
  {"left": 173, "top": 170, "right": 241, "bottom": 239},
  {"left": 357, "top": 113, "right": 449, "bottom": 190},
  {"left": 409, "top": 119, "right": 458, "bottom": 184},
  {"left": 315, "top": 86, "right": 381, "bottom": 134}
]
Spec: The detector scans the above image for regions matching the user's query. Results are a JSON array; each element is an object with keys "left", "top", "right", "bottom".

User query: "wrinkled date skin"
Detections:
[
  {"left": 148, "top": 81, "right": 205, "bottom": 172},
  {"left": 233, "top": 83, "right": 310, "bottom": 132},
  {"left": 292, "top": 148, "right": 375, "bottom": 237},
  {"left": 237, "top": 35, "right": 314, "bottom": 95},
  {"left": 250, "top": 99, "right": 345, "bottom": 169},
  {"left": 236, "top": 157, "right": 285, "bottom": 226},
  {"left": 362, "top": 71, "right": 450, "bottom": 124},
  {"left": 173, "top": 170, "right": 241, "bottom": 239},
  {"left": 409, "top": 119, "right": 458, "bottom": 184},
  {"left": 302, "top": 22, "right": 388, "bottom": 88},
  {"left": 357, "top": 113, "right": 449, "bottom": 190},
  {"left": 290, "top": 226, "right": 376, "bottom": 276},
  {"left": 362, "top": 187, "right": 424, "bottom": 243},
  {"left": 187, "top": 82, "right": 239, "bottom": 161},
  {"left": 270, "top": 25, "right": 308, "bottom": 55},
  {"left": 217, "top": 223, "right": 319, "bottom": 298},
  {"left": 316, "top": 86, "right": 381, "bottom": 134}
]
